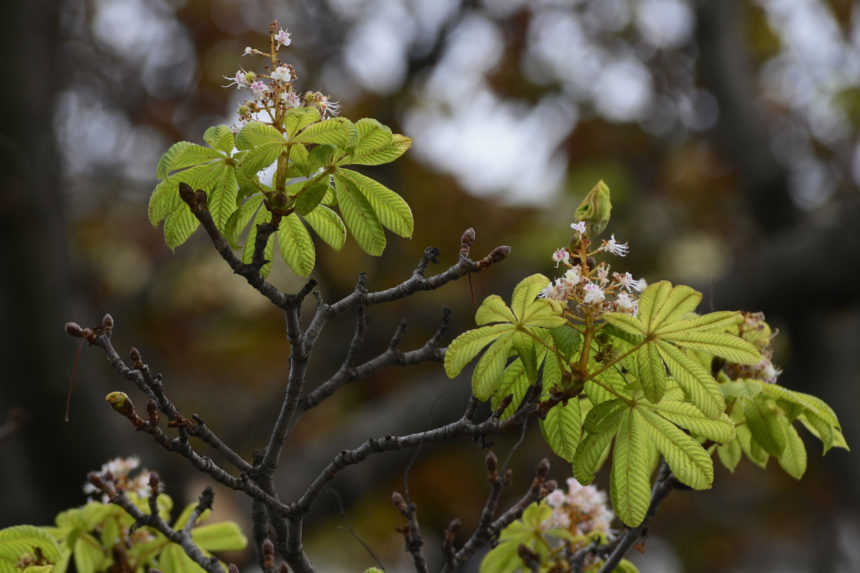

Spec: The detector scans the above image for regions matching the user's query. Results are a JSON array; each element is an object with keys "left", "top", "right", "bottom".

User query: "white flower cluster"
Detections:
[
  {"left": 542, "top": 478, "right": 615, "bottom": 539},
  {"left": 724, "top": 312, "right": 782, "bottom": 384},
  {"left": 83, "top": 456, "right": 154, "bottom": 502}
]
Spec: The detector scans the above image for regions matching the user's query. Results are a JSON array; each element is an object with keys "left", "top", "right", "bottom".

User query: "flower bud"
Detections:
[
  {"left": 102, "top": 313, "right": 114, "bottom": 330},
  {"left": 65, "top": 322, "right": 84, "bottom": 337},
  {"left": 106, "top": 391, "right": 135, "bottom": 418}
]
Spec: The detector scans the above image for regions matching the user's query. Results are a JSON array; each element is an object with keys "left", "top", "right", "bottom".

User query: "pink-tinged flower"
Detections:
[
  {"left": 616, "top": 272, "right": 646, "bottom": 292},
  {"left": 570, "top": 221, "right": 587, "bottom": 235},
  {"left": 223, "top": 69, "right": 254, "bottom": 88},
  {"left": 603, "top": 234, "right": 629, "bottom": 256},
  {"left": 552, "top": 248, "right": 570, "bottom": 267},
  {"left": 318, "top": 95, "right": 340, "bottom": 118},
  {"left": 616, "top": 291, "right": 636, "bottom": 312},
  {"left": 583, "top": 282, "right": 605, "bottom": 304},
  {"left": 546, "top": 489, "right": 566, "bottom": 508},
  {"left": 282, "top": 90, "right": 301, "bottom": 108},
  {"left": 596, "top": 263, "right": 609, "bottom": 285},
  {"left": 564, "top": 266, "right": 581, "bottom": 286},
  {"left": 243, "top": 46, "right": 253, "bottom": 56},
  {"left": 540, "top": 281, "right": 567, "bottom": 302},
  {"left": 250, "top": 80, "right": 267, "bottom": 97},
  {"left": 275, "top": 28, "right": 292, "bottom": 48},
  {"left": 271, "top": 65, "right": 293, "bottom": 82}
]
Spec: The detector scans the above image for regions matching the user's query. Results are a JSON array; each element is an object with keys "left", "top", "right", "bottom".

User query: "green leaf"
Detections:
[
  {"left": 492, "top": 358, "right": 531, "bottom": 420},
  {"left": 777, "top": 422, "right": 807, "bottom": 479},
  {"left": 284, "top": 107, "right": 321, "bottom": 137},
  {"left": 203, "top": 125, "right": 235, "bottom": 154},
  {"left": 513, "top": 331, "right": 539, "bottom": 383},
  {"left": 157, "top": 544, "right": 203, "bottom": 573},
  {"left": 472, "top": 334, "right": 515, "bottom": 400},
  {"left": 584, "top": 399, "right": 627, "bottom": 434},
  {"left": 511, "top": 274, "right": 551, "bottom": 322},
  {"left": 659, "top": 330, "right": 760, "bottom": 365},
  {"left": 0, "top": 526, "right": 62, "bottom": 563},
  {"left": 347, "top": 133, "right": 412, "bottom": 166},
  {"left": 333, "top": 173, "right": 386, "bottom": 256},
  {"left": 540, "top": 398, "right": 582, "bottom": 462},
  {"left": 294, "top": 117, "right": 357, "bottom": 147},
  {"left": 573, "top": 427, "right": 616, "bottom": 484},
  {"left": 149, "top": 163, "right": 224, "bottom": 226},
  {"left": 636, "top": 281, "right": 672, "bottom": 331},
  {"left": 479, "top": 538, "right": 522, "bottom": 573},
  {"left": 277, "top": 214, "right": 315, "bottom": 276},
  {"left": 614, "top": 559, "right": 640, "bottom": 573},
  {"left": 637, "top": 407, "right": 714, "bottom": 490},
  {"left": 611, "top": 411, "right": 651, "bottom": 526},
  {"left": 550, "top": 325, "right": 582, "bottom": 360},
  {"left": 294, "top": 180, "right": 330, "bottom": 215},
  {"left": 650, "top": 400, "right": 735, "bottom": 442},
  {"left": 236, "top": 121, "right": 285, "bottom": 150},
  {"left": 655, "top": 311, "right": 742, "bottom": 336},
  {"left": 603, "top": 312, "right": 646, "bottom": 338},
  {"left": 338, "top": 169, "right": 413, "bottom": 238},
  {"left": 650, "top": 284, "right": 701, "bottom": 328},
  {"left": 191, "top": 523, "right": 247, "bottom": 552},
  {"left": 163, "top": 204, "right": 200, "bottom": 251},
  {"left": 206, "top": 163, "right": 239, "bottom": 231},
  {"left": 758, "top": 384, "right": 842, "bottom": 429},
  {"left": 156, "top": 142, "right": 223, "bottom": 180},
  {"left": 636, "top": 342, "right": 668, "bottom": 405},
  {"left": 475, "top": 295, "right": 516, "bottom": 326},
  {"left": 237, "top": 142, "right": 284, "bottom": 178},
  {"left": 444, "top": 324, "right": 516, "bottom": 378},
  {"left": 744, "top": 398, "right": 786, "bottom": 457},
  {"left": 735, "top": 409, "right": 769, "bottom": 468},
  {"left": 225, "top": 194, "right": 264, "bottom": 248},
  {"left": 303, "top": 205, "right": 346, "bottom": 251},
  {"left": 73, "top": 533, "right": 104, "bottom": 573},
  {"left": 717, "top": 439, "right": 742, "bottom": 472},
  {"left": 306, "top": 144, "right": 336, "bottom": 173},
  {"left": 655, "top": 341, "right": 724, "bottom": 419}
]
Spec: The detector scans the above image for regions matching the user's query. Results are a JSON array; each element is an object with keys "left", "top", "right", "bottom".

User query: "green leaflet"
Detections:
[
  {"left": 73, "top": 533, "right": 105, "bottom": 573},
  {"left": 572, "top": 426, "right": 616, "bottom": 484},
  {"left": 224, "top": 194, "right": 264, "bottom": 249},
  {"left": 0, "top": 526, "right": 62, "bottom": 564},
  {"left": 156, "top": 142, "right": 223, "bottom": 180},
  {"left": 149, "top": 163, "right": 223, "bottom": 226},
  {"left": 277, "top": 213, "right": 315, "bottom": 277},
  {"left": 646, "top": 400, "right": 735, "bottom": 443},
  {"left": 333, "top": 172, "right": 386, "bottom": 256},
  {"left": 549, "top": 324, "right": 582, "bottom": 360},
  {"left": 743, "top": 398, "right": 787, "bottom": 457},
  {"left": 636, "top": 407, "right": 713, "bottom": 490},
  {"left": 491, "top": 357, "right": 531, "bottom": 420},
  {"left": 656, "top": 340, "right": 724, "bottom": 419},
  {"left": 637, "top": 339, "right": 667, "bottom": 404},
  {"left": 654, "top": 311, "right": 742, "bottom": 336},
  {"left": 510, "top": 274, "right": 551, "bottom": 322},
  {"left": 717, "top": 439, "right": 742, "bottom": 472},
  {"left": 236, "top": 121, "right": 284, "bottom": 150},
  {"left": 475, "top": 295, "right": 517, "bottom": 326},
  {"left": 444, "top": 324, "right": 516, "bottom": 378},
  {"left": 293, "top": 117, "right": 357, "bottom": 147},
  {"left": 338, "top": 169, "right": 414, "bottom": 238},
  {"left": 284, "top": 107, "right": 321, "bottom": 137},
  {"left": 540, "top": 398, "right": 582, "bottom": 462},
  {"left": 659, "top": 330, "right": 760, "bottom": 365},
  {"left": 206, "top": 163, "right": 239, "bottom": 231},
  {"left": 237, "top": 141, "right": 284, "bottom": 178},
  {"left": 294, "top": 179, "right": 329, "bottom": 215},
  {"left": 203, "top": 125, "right": 235, "bottom": 154},
  {"left": 777, "top": 422, "right": 807, "bottom": 479},
  {"left": 472, "top": 333, "right": 515, "bottom": 400},
  {"left": 303, "top": 205, "right": 346, "bottom": 251},
  {"left": 190, "top": 523, "right": 247, "bottom": 552},
  {"left": 347, "top": 119, "right": 411, "bottom": 166},
  {"left": 163, "top": 204, "right": 200, "bottom": 251},
  {"left": 611, "top": 411, "right": 651, "bottom": 526}
]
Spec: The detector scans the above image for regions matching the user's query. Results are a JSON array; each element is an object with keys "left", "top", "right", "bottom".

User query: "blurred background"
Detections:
[{"left": 2, "top": 0, "right": 860, "bottom": 571}]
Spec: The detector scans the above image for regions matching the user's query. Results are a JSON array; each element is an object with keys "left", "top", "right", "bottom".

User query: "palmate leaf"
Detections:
[
  {"left": 475, "top": 295, "right": 517, "bottom": 325},
  {"left": 472, "top": 333, "right": 516, "bottom": 400},
  {"left": 444, "top": 324, "right": 516, "bottom": 378}
]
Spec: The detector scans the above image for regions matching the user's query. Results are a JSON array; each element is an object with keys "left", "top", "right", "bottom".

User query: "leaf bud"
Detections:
[
  {"left": 149, "top": 472, "right": 160, "bottom": 491},
  {"left": 106, "top": 391, "right": 135, "bottom": 418},
  {"left": 536, "top": 458, "right": 550, "bottom": 479},
  {"left": 102, "top": 313, "right": 114, "bottom": 330},
  {"left": 129, "top": 346, "right": 142, "bottom": 365},
  {"left": 262, "top": 539, "right": 275, "bottom": 570},
  {"left": 485, "top": 451, "right": 498, "bottom": 474},
  {"left": 391, "top": 491, "right": 408, "bottom": 513},
  {"left": 65, "top": 321, "right": 84, "bottom": 337}
]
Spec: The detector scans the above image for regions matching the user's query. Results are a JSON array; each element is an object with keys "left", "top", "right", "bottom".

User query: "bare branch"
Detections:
[{"left": 392, "top": 491, "right": 429, "bottom": 573}]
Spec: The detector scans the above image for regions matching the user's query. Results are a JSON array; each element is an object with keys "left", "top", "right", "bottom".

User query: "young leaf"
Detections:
[
  {"left": 550, "top": 325, "right": 582, "bottom": 360},
  {"left": 303, "top": 205, "right": 346, "bottom": 251},
  {"left": 237, "top": 142, "right": 284, "bottom": 178},
  {"left": 573, "top": 428, "right": 617, "bottom": 485},
  {"left": 73, "top": 533, "right": 105, "bottom": 573},
  {"left": 294, "top": 117, "right": 357, "bottom": 147},
  {"left": 654, "top": 311, "right": 742, "bottom": 336},
  {"left": 163, "top": 204, "right": 200, "bottom": 251},
  {"left": 284, "top": 107, "right": 321, "bottom": 137},
  {"left": 659, "top": 330, "right": 760, "bottom": 365},
  {"left": 540, "top": 398, "right": 582, "bottom": 462},
  {"left": 717, "top": 439, "right": 742, "bottom": 472},
  {"left": 156, "top": 142, "right": 223, "bottom": 180},
  {"left": 777, "top": 422, "right": 807, "bottom": 479},
  {"left": 332, "top": 173, "right": 386, "bottom": 256},
  {"left": 277, "top": 213, "right": 315, "bottom": 277},
  {"left": 603, "top": 312, "right": 646, "bottom": 338},
  {"left": 203, "top": 125, "right": 235, "bottom": 154},
  {"left": 0, "top": 526, "right": 62, "bottom": 564},
  {"left": 236, "top": 121, "right": 285, "bottom": 150},
  {"left": 347, "top": 133, "right": 412, "bottom": 166},
  {"left": 637, "top": 407, "right": 714, "bottom": 490},
  {"left": 149, "top": 163, "right": 224, "bottom": 226},
  {"left": 294, "top": 179, "right": 329, "bottom": 215},
  {"left": 492, "top": 358, "right": 531, "bottom": 420},
  {"left": 510, "top": 274, "right": 550, "bottom": 321},
  {"left": 444, "top": 324, "right": 517, "bottom": 378},
  {"left": 206, "top": 163, "right": 239, "bottom": 231},
  {"left": 649, "top": 400, "right": 735, "bottom": 443},
  {"left": 584, "top": 399, "right": 627, "bottom": 434},
  {"left": 191, "top": 523, "right": 247, "bottom": 552},
  {"left": 636, "top": 341, "right": 668, "bottom": 405},
  {"left": 472, "top": 333, "right": 516, "bottom": 400},
  {"left": 224, "top": 194, "right": 264, "bottom": 248},
  {"left": 611, "top": 411, "right": 651, "bottom": 526},
  {"left": 655, "top": 340, "right": 724, "bottom": 419},
  {"left": 338, "top": 169, "right": 413, "bottom": 238},
  {"left": 475, "top": 295, "right": 517, "bottom": 326},
  {"left": 743, "top": 398, "right": 787, "bottom": 457}
]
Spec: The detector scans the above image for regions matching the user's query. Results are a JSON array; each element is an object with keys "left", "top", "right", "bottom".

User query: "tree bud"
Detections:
[
  {"left": 106, "top": 391, "right": 135, "bottom": 418},
  {"left": 65, "top": 322, "right": 83, "bottom": 337}
]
